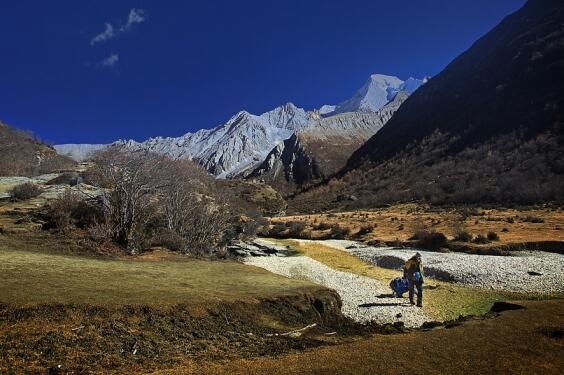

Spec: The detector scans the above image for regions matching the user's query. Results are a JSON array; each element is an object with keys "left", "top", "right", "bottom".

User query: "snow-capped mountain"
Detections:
[
  {"left": 247, "top": 91, "right": 410, "bottom": 193},
  {"left": 321, "top": 74, "right": 427, "bottom": 115},
  {"left": 117, "top": 103, "right": 311, "bottom": 178},
  {"left": 55, "top": 73, "right": 426, "bottom": 178}
]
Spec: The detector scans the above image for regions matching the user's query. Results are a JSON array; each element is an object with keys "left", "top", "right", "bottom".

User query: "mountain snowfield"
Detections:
[{"left": 55, "top": 74, "right": 426, "bottom": 177}]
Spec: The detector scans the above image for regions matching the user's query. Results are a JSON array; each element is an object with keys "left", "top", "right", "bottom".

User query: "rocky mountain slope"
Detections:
[
  {"left": 248, "top": 92, "right": 410, "bottom": 194},
  {"left": 0, "top": 122, "right": 76, "bottom": 177},
  {"left": 55, "top": 74, "right": 424, "bottom": 179},
  {"left": 291, "top": 0, "right": 564, "bottom": 211}
]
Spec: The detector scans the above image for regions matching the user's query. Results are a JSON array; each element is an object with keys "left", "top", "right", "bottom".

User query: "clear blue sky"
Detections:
[{"left": 0, "top": 0, "right": 525, "bottom": 144}]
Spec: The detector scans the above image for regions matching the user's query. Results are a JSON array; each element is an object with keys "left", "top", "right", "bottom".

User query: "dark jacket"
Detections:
[{"left": 404, "top": 256, "right": 424, "bottom": 281}]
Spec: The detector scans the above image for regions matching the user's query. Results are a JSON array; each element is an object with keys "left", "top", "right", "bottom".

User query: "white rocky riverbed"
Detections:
[
  {"left": 299, "top": 240, "right": 564, "bottom": 294},
  {"left": 243, "top": 241, "right": 431, "bottom": 327}
]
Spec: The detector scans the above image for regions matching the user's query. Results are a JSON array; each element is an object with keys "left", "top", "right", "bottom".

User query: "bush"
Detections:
[
  {"left": 314, "top": 222, "right": 331, "bottom": 230},
  {"left": 267, "top": 222, "right": 288, "bottom": 237},
  {"left": 329, "top": 224, "right": 350, "bottom": 239},
  {"left": 9, "top": 183, "right": 41, "bottom": 201},
  {"left": 356, "top": 225, "right": 374, "bottom": 236},
  {"left": 473, "top": 234, "right": 490, "bottom": 244},
  {"left": 454, "top": 230, "right": 473, "bottom": 242},
  {"left": 523, "top": 216, "right": 544, "bottom": 223},
  {"left": 487, "top": 231, "right": 500, "bottom": 241},
  {"left": 501, "top": 227, "right": 509, "bottom": 232},
  {"left": 287, "top": 221, "right": 307, "bottom": 237},
  {"left": 411, "top": 230, "right": 447, "bottom": 250},
  {"left": 44, "top": 191, "right": 102, "bottom": 232},
  {"left": 152, "top": 230, "right": 185, "bottom": 252}
]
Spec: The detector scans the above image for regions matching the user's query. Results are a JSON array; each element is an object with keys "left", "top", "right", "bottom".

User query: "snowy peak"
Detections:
[
  {"left": 55, "top": 72, "right": 426, "bottom": 179},
  {"left": 321, "top": 74, "right": 427, "bottom": 115}
]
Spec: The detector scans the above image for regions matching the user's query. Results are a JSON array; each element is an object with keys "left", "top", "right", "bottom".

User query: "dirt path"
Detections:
[{"left": 244, "top": 240, "right": 430, "bottom": 327}]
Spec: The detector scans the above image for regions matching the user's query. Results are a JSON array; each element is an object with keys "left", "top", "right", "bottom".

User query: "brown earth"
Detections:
[
  {"left": 152, "top": 299, "right": 564, "bottom": 375},
  {"left": 270, "top": 204, "right": 564, "bottom": 254},
  {"left": 0, "top": 291, "right": 353, "bottom": 374}
]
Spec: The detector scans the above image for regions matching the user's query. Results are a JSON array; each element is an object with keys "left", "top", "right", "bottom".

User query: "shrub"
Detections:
[
  {"left": 357, "top": 225, "right": 374, "bottom": 236},
  {"left": 411, "top": 230, "right": 447, "bottom": 250},
  {"left": 44, "top": 191, "right": 102, "bottom": 232},
  {"left": 268, "top": 222, "right": 288, "bottom": 237},
  {"left": 487, "top": 231, "right": 500, "bottom": 241},
  {"left": 287, "top": 221, "right": 307, "bottom": 237},
  {"left": 473, "top": 234, "right": 490, "bottom": 244},
  {"left": 152, "top": 230, "right": 185, "bottom": 252},
  {"left": 314, "top": 222, "right": 332, "bottom": 230},
  {"left": 501, "top": 227, "right": 509, "bottom": 232},
  {"left": 523, "top": 216, "right": 544, "bottom": 223},
  {"left": 329, "top": 224, "right": 350, "bottom": 239},
  {"left": 454, "top": 231, "right": 473, "bottom": 242},
  {"left": 9, "top": 183, "right": 41, "bottom": 201}
]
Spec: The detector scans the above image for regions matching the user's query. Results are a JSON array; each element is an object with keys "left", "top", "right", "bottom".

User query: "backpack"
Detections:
[{"left": 389, "top": 276, "right": 409, "bottom": 297}]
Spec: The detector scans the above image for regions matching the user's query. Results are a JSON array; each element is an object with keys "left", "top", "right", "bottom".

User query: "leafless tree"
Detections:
[
  {"left": 89, "top": 146, "right": 173, "bottom": 252},
  {"left": 160, "top": 159, "right": 233, "bottom": 255}
]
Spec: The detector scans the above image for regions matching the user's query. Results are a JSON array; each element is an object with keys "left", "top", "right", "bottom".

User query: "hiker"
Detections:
[{"left": 403, "top": 252, "right": 424, "bottom": 307}]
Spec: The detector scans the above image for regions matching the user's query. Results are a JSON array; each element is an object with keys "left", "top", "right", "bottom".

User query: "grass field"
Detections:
[
  {"left": 269, "top": 239, "right": 541, "bottom": 321},
  {"left": 0, "top": 247, "right": 322, "bottom": 307}
]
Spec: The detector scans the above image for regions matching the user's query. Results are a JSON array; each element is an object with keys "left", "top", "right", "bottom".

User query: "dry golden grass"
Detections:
[
  {"left": 273, "top": 204, "right": 564, "bottom": 245},
  {"left": 269, "top": 239, "right": 540, "bottom": 322},
  {"left": 0, "top": 247, "right": 323, "bottom": 307}
]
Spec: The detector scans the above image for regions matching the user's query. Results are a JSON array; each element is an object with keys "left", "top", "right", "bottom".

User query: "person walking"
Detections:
[{"left": 404, "top": 252, "right": 424, "bottom": 307}]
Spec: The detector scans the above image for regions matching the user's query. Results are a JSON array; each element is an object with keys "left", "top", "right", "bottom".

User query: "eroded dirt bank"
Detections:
[
  {"left": 0, "top": 290, "right": 349, "bottom": 373},
  {"left": 153, "top": 299, "right": 564, "bottom": 375}
]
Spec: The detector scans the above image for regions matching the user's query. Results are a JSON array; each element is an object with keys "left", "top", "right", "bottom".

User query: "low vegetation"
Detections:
[
  {"left": 0, "top": 121, "right": 75, "bottom": 176},
  {"left": 8, "top": 182, "right": 41, "bottom": 201},
  {"left": 290, "top": 130, "right": 564, "bottom": 212},
  {"left": 265, "top": 204, "right": 564, "bottom": 254},
  {"left": 39, "top": 147, "right": 265, "bottom": 256}
]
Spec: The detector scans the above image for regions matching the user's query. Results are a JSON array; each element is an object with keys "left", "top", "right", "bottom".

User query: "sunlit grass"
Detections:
[{"left": 0, "top": 247, "right": 321, "bottom": 307}]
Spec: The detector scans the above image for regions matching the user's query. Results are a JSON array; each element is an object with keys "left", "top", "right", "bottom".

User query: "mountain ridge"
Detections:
[{"left": 54, "top": 74, "right": 426, "bottom": 177}]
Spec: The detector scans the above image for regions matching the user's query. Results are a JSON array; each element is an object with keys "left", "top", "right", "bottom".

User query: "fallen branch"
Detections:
[{"left": 279, "top": 323, "right": 317, "bottom": 337}]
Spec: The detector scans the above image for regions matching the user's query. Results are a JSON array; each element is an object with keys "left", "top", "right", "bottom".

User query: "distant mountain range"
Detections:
[{"left": 55, "top": 74, "right": 426, "bottom": 183}]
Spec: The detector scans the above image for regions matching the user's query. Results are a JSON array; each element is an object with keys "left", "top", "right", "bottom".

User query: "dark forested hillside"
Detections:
[
  {"left": 291, "top": 0, "right": 564, "bottom": 212},
  {"left": 348, "top": 0, "right": 564, "bottom": 168}
]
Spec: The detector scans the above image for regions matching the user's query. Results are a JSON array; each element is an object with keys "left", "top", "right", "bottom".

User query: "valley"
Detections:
[{"left": 1, "top": 0, "right": 564, "bottom": 374}]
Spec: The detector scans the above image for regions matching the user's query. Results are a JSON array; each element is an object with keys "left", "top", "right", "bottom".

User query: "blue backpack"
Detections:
[{"left": 390, "top": 277, "right": 409, "bottom": 297}]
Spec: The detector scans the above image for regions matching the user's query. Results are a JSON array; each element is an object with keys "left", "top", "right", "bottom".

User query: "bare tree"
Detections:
[
  {"left": 90, "top": 146, "right": 173, "bottom": 252},
  {"left": 160, "top": 159, "right": 233, "bottom": 255}
]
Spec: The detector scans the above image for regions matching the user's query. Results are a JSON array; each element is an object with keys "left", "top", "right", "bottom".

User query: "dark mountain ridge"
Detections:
[
  {"left": 348, "top": 0, "right": 563, "bottom": 168},
  {"left": 290, "top": 0, "right": 564, "bottom": 212}
]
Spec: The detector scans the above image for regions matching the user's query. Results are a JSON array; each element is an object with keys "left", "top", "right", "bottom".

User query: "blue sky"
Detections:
[{"left": 0, "top": 0, "right": 525, "bottom": 144}]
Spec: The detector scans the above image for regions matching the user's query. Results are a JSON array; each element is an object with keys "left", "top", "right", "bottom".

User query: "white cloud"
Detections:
[
  {"left": 122, "top": 8, "right": 146, "bottom": 31},
  {"left": 90, "top": 23, "right": 115, "bottom": 46},
  {"left": 101, "top": 54, "right": 119, "bottom": 67},
  {"left": 90, "top": 8, "right": 146, "bottom": 46}
]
